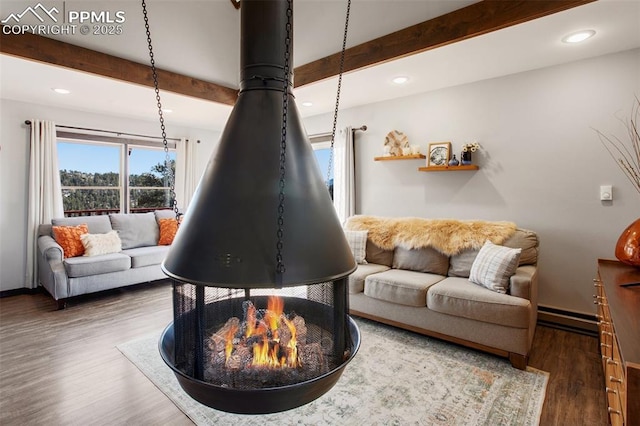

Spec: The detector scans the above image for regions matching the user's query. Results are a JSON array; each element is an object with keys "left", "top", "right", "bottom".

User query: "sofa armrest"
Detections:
[
  {"left": 38, "top": 235, "right": 63, "bottom": 261},
  {"left": 37, "top": 235, "right": 69, "bottom": 300},
  {"left": 509, "top": 265, "right": 538, "bottom": 301}
]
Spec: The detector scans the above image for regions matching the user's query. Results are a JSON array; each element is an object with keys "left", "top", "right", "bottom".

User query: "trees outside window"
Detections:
[{"left": 58, "top": 140, "right": 176, "bottom": 216}]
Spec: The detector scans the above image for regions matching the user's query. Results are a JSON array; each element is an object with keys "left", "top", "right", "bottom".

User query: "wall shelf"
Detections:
[
  {"left": 374, "top": 154, "right": 426, "bottom": 161},
  {"left": 418, "top": 165, "right": 479, "bottom": 172}
]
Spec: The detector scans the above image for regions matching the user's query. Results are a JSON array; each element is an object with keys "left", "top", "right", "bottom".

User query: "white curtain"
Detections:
[
  {"left": 26, "top": 120, "right": 64, "bottom": 288},
  {"left": 333, "top": 126, "right": 356, "bottom": 224},
  {"left": 175, "top": 137, "right": 197, "bottom": 211}
]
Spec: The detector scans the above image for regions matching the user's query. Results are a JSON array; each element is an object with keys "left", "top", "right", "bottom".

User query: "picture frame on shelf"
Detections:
[{"left": 427, "top": 142, "right": 451, "bottom": 167}]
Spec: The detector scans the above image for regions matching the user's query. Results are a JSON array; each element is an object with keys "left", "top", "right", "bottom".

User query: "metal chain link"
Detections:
[
  {"left": 275, "top": 0, "right": 293, "bottom": 282},
  {"left": 141, "top": 0, "right": 180, "bottom": 224},
  {"left": 327, "top": 0, "right": 352, "bottom": 187}
]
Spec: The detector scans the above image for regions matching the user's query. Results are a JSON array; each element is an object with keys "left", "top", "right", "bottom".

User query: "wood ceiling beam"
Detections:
[
  {"left": 1, "top": 0, "right": 595, "bottom": 104},
  {"left": 0, "top": 29, "right": 239, "bottom": 106},
  {"left": 293, "top": 0, "right": 595, "bottom": 87}
]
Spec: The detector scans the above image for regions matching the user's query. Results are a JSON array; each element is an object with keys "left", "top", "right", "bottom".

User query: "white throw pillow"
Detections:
[
  {"left": 344, "top": 230, "right": 368, "bottom": 264},
  {"left": 469, "top": 240, "right": 521, "bottom": 293},
  {"left": 80, "top": 231, "right": 123, "bottom": 257}
]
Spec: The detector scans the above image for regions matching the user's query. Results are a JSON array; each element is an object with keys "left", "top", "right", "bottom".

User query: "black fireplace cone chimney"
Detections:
[{"left": 162, "top": 0, "right": 356, "bottom": 288}]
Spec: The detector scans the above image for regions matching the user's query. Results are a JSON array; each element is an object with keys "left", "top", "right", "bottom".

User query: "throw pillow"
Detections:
[
  {"left": 158, "top": 218, "right": 178, "bottom": 245},
  {"left": 80, "top": 231, "right": 122, "bottom": 256},
  {"left": 52, "top": 224, "right": 89, "bottom": 258},
  {"left": 469, "top": 240, "right": 522, "bottom": 294},
  {"left": 344, "top": 230, "right": 368, "bottom": 264}
]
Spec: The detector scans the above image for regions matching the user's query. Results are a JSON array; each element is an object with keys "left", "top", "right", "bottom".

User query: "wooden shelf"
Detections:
[
  {"left": 418, "top": 165, "right": 479, "bottom": 172},
  {"left": 374, "top": 154, "right": 425, "bottom": 161}
]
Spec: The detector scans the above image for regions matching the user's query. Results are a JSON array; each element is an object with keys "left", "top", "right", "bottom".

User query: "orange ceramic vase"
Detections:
[{"left": 615, "top": 218, "right": 640, "bottom": 266}]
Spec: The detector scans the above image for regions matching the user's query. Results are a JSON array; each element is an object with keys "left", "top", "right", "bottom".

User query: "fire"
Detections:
[{"left": 224, "top": 296, "right": 300, "bottom": 369}]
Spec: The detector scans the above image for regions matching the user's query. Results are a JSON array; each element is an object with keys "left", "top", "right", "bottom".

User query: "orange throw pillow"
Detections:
[
  {"left": 158, "top": 218, "right": 178, "bottom": 245},
  {"left": 52, "top": 224, "right": 89, "bottom": 258}
]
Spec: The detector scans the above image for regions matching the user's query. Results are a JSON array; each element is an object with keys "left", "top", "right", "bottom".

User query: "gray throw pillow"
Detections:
[{"left": 109, "top": 212, "right": 159, "bottom": 249}]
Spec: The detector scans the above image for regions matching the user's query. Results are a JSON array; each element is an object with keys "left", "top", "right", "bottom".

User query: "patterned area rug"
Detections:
[{"left": 118, "top": 318, "right": 548, "bottom": 425}]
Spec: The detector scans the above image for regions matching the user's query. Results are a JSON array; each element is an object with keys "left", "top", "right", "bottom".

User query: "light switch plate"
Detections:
[{"left": 600, "top": 185, "right": 612, "bottom": 201}]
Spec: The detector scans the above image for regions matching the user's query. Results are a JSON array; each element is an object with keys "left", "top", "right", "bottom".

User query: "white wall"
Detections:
[
  {"left": 0, "top": 99, "right": 220, "bottom": 292},
  {"left": 304, "top": 48, "right": 640, "bottom": 315}
]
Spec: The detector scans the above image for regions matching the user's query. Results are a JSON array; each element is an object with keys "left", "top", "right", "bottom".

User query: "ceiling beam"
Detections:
[
  {"left": 1, "top": 0, "right": 594, "bottom": 104},
  {"left": 293, "top": 0, "right": 595, "bottom": 87},
  {"left": 0, "top": 29, "right": 239, "bottom": 106}
]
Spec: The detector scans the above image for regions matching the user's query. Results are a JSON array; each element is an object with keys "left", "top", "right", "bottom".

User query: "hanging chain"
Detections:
[
  {"left": 142, "top": 0, "right": 180, "bottom": 224},
  {"left": 327, "top": 0, "right": 352, "bottom": 188},
  {"left": 275, "top": 0, "right": 293, "bottom": 283}
]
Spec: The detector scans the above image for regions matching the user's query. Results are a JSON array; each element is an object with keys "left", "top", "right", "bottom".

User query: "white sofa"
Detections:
[
  {"left": 344, "top": 215, "right": 539, "bottom": 369},
  {"left": 37, "top": 210, "right": 176, "bottom": 309}
]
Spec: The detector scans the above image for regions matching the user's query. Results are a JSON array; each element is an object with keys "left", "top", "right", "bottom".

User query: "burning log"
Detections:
[
  {"left": 208, "top": 317, "right": 240, "bottom": 352},
  {"left": 202, "top": 296, "right": 335, "bottom": 389}
]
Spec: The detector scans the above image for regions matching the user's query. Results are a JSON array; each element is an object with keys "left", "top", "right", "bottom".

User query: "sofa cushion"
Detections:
[
  {"left": 155, "top": 209, "right": 178, "bottom": 221},
  {"left": 392, "top": 246, "right": 449, "bottom": 275},
  {"left": 64, "top": 253, "right": 131, "bottom": 278},
  {"left": 344, "top": 230, "right": 368, "bottom": 264},
  {"left": 52, "top": 224, "right": 89, "bottom": 258},
  {"left": 447, "top": 248, "right": 479, "bottom": 278},
  {"left": 427, "top": 277, "right": 530, "bottom": 328},
  {"left": 109, "top": 212, "right": 159, "bottom": 249},
  {"left": 366, "top": 240, "right": 393, "bottom": 267},
  {"left": 348, "top": 264, "right": 390, "bottom": 294},
  {"left": 124, "top": 246, "right": 170, "bottom": 268},
  {"left": 469, "top": 241, "right": 521, "bottom": 294},
  {"left": 80, "top": 231, "right": 122, "bottom": 257},
  {"left": 364, "top": 269, "right": 445, "bottom": 307},
  {"left": 52, "top": 215, "right": 112, "bottom": 234},
  {"left": 503, "top": 228, "right": 538, "bottom": 266}
]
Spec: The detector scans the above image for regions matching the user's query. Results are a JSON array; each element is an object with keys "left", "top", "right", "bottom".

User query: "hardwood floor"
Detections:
[{"left": 0, "top": 283, "right": 609, "bottom": 425}]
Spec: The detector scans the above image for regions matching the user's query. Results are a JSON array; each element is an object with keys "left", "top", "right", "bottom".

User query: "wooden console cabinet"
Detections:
[{"left": 594, "top": 259, "right": 640, "bottom": 426}]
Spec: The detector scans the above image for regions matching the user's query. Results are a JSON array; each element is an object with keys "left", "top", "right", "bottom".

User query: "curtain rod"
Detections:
[
  {"left": 353, "top": 125, "right": 367, "bottom": 132},
  {"left": 23, "top": 120, "right": 181, "bottom": 142}
]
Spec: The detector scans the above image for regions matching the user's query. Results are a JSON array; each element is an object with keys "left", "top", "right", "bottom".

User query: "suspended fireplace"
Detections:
[{"left": 158, "top": 0, "right": 359, "bottom": 414}]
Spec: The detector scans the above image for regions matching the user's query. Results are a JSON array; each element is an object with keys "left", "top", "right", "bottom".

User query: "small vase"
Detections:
[
  {"left": 615, "top": 218, "right": 640, "bottom": 266},
  {"left": 448, "top": 155, "right": 459, "bottom": 166},
  {"left": 461, "top": 151, "right": 472, "bottom": 165}
]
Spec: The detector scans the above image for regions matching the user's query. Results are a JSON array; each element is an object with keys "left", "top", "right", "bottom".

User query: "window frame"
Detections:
[
  {"left": 310, "top": 133, "right": 334, "bottom": 200},
  {"left": 57, "top": 131, "right": 176, "bottom": 216}
]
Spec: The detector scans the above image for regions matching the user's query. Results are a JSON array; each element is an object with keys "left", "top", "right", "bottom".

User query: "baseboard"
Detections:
[
  {"left": 537, "top": 305, "right": 598, "bottom": 337},
  {"left": 0, "top": 287, "right": 41, "bottom": 298}
]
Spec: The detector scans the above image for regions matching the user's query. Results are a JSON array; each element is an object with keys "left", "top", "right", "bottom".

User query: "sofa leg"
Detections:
[
  {"left": 509, "top": 353, "right": 528, "bottom": 370},
  {"left": 56, "top": 299, "right": 67, "bottom": 310}
]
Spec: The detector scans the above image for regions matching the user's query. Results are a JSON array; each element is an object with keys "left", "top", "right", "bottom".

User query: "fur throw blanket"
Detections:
[{"left": 345, "top": 215, "right": 517, "bottom": 256}]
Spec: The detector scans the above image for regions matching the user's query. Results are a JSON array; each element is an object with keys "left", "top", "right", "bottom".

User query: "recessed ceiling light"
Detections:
[
  {"left": 562, "top": 30, "right": 596, "bottom": 44},
  {"left": 301, "top": 102, "right": 313, "bottom": 107},
  {"left": 162, "top": 108, "right": 173, "bottom": 113},
  {"left": 392, "top": 76, "right": 409, "bottom": 85},
  {"left": 52, "top": 88, "right": 71, "bottom": 94}
]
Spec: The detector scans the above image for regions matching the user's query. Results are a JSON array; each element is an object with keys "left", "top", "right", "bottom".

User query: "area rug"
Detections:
[{"left": 117, "top": 319, "right": 548, "bottom": 425}]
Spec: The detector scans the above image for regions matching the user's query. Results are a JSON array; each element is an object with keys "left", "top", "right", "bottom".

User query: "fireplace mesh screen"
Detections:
[{"left": 171, "top": 281, "right": 349, "bottom": 390}]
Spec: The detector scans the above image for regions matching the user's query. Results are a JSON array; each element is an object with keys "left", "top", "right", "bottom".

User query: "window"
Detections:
[
  {"left": 58, "top": 141, "right": 121, "bottom": 215},
  {"left": 128, "top": 147, "right": 175, "bottom": 213},
  {"left": 312, "top": 140, "right": 334, "bottom": 200},
  {"left": 58, "top": 138, "right": 176, "bottom": 216}
]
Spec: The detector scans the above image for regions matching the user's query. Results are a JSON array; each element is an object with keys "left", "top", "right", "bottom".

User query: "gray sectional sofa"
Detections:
[
  {"left": 37, "top": 210, "right": 176, "bottom": 309},
  {"left": 344, "top": 215, "right": 539, "bottom": 369}
]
